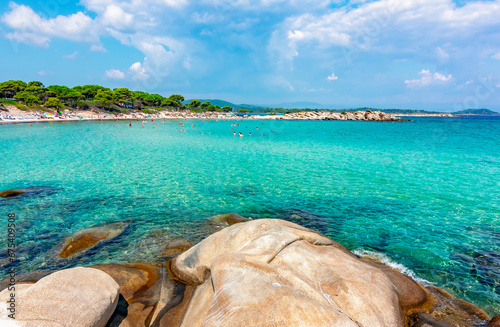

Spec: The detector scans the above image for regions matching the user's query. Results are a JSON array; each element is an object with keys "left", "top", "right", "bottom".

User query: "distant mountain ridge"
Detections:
[
  {"left": 185, "top": 99, "right": 499, "bottom": 114},
  {"left": 452, "top": 108, "right": 499, "bottom": 115},
  {"left": 184, "top": 99, "right": 268, "bottom": 110}
]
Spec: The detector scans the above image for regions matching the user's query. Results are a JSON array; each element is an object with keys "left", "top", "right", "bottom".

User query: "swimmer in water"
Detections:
[
  {"left": 233, "top": 132, "right": 236, "bottom": 136},
  {"left": 239, "top": 132, "right": 243, "bottom": 137},
  {"left": 249, "top": 132, "right": 252, "bottom": 136},
  {"left": 129, "top": 122, "right": 131, "bottom": 127}
]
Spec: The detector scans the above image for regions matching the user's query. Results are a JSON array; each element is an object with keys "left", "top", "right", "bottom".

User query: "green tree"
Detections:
[
  {"left": 25, "top": 81, "right": 48, "bottom": 102},
  {"left": 200, "top": 101, "right": 210, "bottom": 109},
  {"left": 94, "top": 89, "right": 115, "bottom": 108},
  {"left": 74, "top": 85, "right": 110, "bottom": 100},
  {"left": 0, "top": 80, "right": 27, "bottom": 98},
  {"left": 207, "top": 105, "right": 216, "bottom": 112},
  {"left": 27, "top": 81, "right": 44, "bottom": 88},
  {"left": 44, "top": 97, "right": 63, "bottom": 108},
  {"left": 146, "top": 94, "right": 164, "bottom": 107},
  {"left": 14, "top": 91, "right": 41, "bottom": 106},
  {"left": 189, "top": 99, "right": 201, "bottom": 108},
  {"left": 169, "top": 94, "right": 184, "bottom": 102},
  {"left": 113, "top": 88, "right": 134, "bottom": 103},
  {"left": 59, "top": 89, "right": 82, "bottom": 108},
  {"left": 222, "top": 106, "right": 232, "bottom": 112},
  {"left": 238, "top": 109, "right": 248, "bottom": 113}
]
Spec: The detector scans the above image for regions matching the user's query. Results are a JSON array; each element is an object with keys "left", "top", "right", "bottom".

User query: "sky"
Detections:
[{"left": 1, "top": 0, "right": 500, "bottom": 111}]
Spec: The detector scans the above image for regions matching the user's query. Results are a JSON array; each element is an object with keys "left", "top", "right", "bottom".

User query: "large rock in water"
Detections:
[
  {"left": 165, "top": 219, "right": 492, "bottom": 327},
  {"left": 0, "top": 267, "right": 119, "bottom": 327},
  {"left": 58, "top": 220, "right": 131, "bottom": 258}
]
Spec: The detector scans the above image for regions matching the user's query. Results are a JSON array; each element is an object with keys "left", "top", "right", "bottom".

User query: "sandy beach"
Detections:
[{"left": 0, "top": 105, "right": 236, "bottom": 124}]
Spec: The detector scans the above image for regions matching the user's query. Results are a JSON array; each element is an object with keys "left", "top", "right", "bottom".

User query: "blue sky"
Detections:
[{"left": 1, "top": 0, "right": 500, "bottom": 111}]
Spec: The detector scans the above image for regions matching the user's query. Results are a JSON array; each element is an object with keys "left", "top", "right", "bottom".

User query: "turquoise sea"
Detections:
[{"left": 1, "top": 116, "right": 499, "bottom": 315}]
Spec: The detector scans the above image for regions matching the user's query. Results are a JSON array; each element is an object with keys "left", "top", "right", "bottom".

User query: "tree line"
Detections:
[{"left": 0, "top": 80, "right": 232, "bottom": 113}]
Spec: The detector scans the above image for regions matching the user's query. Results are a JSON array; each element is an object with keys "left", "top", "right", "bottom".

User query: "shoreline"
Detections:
[{"left": 1, "top": 109, "right": 408, "bottom": 124}]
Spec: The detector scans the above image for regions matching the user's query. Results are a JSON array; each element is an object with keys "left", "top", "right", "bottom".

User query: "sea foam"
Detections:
[{"left": 353, "top": 249, "right": 433, "bottom": 286}]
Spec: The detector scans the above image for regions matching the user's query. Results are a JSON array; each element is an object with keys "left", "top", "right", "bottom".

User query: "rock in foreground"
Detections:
[
  {"left": 1, "top": 219, "right": 496, "bottom": 326},
  {"left": 167, "top": 219, "right": 492, "bottom": 326},
  {"left": 0, "top": 267, "right": 119, "bottom": 326}
]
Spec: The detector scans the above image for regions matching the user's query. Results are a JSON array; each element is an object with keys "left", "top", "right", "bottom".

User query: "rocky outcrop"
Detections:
[
  {"left": 0, "top": 267, "right": 119, "bottom": 327},
  {"left": 92, "top": 263, "right": 185, "bottom": 327},
  {"left": 58, "top": 220, "right": 131, "bottom": 258},
  {"left": 1, "top": 219, "right": 496, "bottom": 326},
  {"left": 166, "top": 219, "right": 492, "bottom": 327},
  {"left": 277, "top": 110, "right": 404, "bottom": 121}
]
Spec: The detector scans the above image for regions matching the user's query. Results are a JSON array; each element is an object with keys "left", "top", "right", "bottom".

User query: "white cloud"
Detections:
[
  {"left": 1, "top": 2, "right": 97, "bottom": 47},
  {"left": 101, "top": 4, "right": 134, "bottom": 30},
  {"left": 105, "top": 69, "right": 125, "bottom": 79},
  {"left": 38, "top": 70, "right": 52, "bottom": 76},
  {"left": 493, "top": 53, "right": 500, "bottom": 60},
  {"left": 405, "top": 69, "right": 452, "bottom": 88},
  {"left": 327, "top": 73, "right": 338, "bottom": 81},
  {"left": 64, "top": 51, "right": 79, "bottom": 59},
  {"left": 270, "top": 0, "right": 500, "bottom": 64},
  {"left": 90, "top": 44, "right": 107, "bottom": 52},
  {"left": 129, "top": 61, "right": 149, "bottom": 80}
]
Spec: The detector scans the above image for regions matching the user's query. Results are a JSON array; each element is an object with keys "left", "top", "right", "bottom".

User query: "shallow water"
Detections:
[{"left": 1, "top": 116, "right": 499, "bottom": 315}]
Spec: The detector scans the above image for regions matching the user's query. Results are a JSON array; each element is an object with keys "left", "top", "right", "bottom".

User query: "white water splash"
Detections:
[{"left": 353, "top": 249, "right": 434, "bottom": 286}]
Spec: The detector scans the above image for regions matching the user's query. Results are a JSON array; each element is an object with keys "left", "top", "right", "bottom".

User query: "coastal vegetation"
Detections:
[{"left": 0, "top": 80, "right": 232, "bottom": 114}]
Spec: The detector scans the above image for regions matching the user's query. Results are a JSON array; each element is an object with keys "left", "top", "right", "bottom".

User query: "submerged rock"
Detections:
[
  {"left": 0, "top": 267, "right": 119, "bottom": 327},
  {"left": 0, "top": 189, "right": 25, "bottom": 197},
  {"left": 58, "top": 220, "right": 131, "bottom": 259},
  {"left": 0, "top": 186, "right": 58, "bottom": 199}
]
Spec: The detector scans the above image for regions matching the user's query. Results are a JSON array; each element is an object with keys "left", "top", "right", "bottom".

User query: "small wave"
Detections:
[{"left": 353, "top": 249, "right": 434, "bottom": 286}]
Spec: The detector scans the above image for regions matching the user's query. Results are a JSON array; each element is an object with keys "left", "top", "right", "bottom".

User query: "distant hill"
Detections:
[
  {"left": 452, "top": 108, "right": 499, "bottom": 115},
  {"left": 184, "top": 99, "right": 268, "bottom": 111}
]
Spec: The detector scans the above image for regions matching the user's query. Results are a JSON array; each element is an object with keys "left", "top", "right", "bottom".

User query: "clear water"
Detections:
[{"left": 1, "top": 116, "right": 499, "bottom": 315}]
